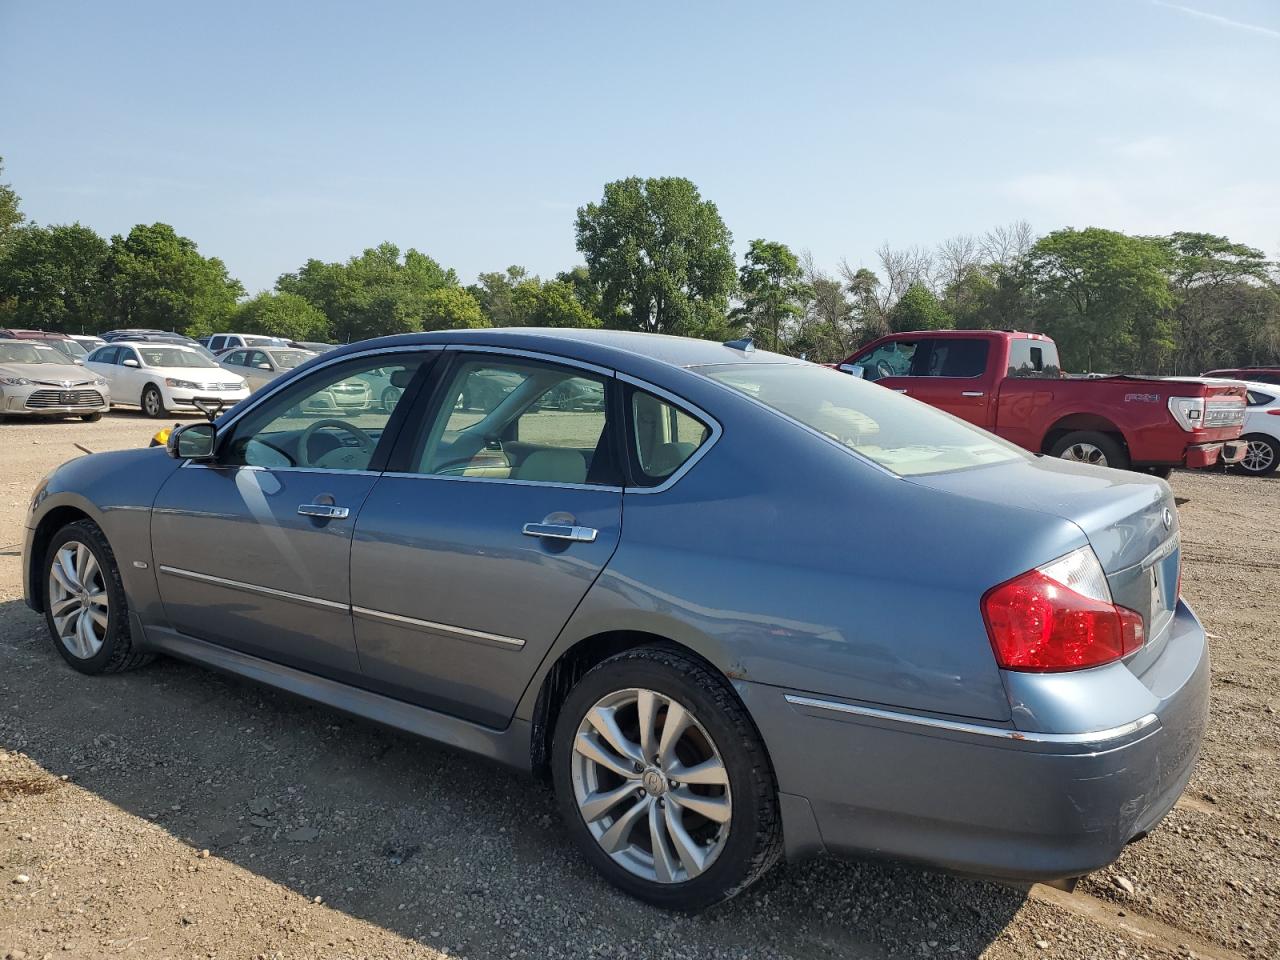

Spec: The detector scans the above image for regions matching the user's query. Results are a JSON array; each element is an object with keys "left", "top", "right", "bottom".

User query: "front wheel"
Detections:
[
  {"left": 551, "top": 646, "right": 781, "bottom": 911},
  {"left": 1048, "top": 430, "right": 1130, "bottom": 471},
  {"left": 141, "top": 384, "right": 166, "bottom": 418},
  {"left": 1233, "top": 434, "right": 1279, "bottom": 476}
]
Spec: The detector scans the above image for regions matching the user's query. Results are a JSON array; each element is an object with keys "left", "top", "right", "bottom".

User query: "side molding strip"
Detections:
[
  {"left": 783, "top": 694, "right": 1159, "bottom": 745},
  {"left": 352, "top": 606, "right": 525, "bottom": 649},
  {"left": 158, "top": 565, "right": 348, "bottom": 611}
]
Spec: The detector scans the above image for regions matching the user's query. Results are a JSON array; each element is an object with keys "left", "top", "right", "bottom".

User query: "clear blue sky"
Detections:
[{"left": 2, "top": 0, "right": 1277, "bottom": 294}]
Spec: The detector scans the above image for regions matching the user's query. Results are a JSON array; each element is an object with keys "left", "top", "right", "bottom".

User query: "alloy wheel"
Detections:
[
  {"left": 144, "top": 390, "right": 160, "bottom": 416},
  {"left": 47, "top": 541, "right": 109, "bottom": 659},
  {"left": 1060, "top": 442, "right": 1107, "bottom": 466},
  {"left": 1241, "top": 439, "right": 1275, "bottom": 474},
  {"left": 570, "top": 688, "right": 732, "bottom": 884}
]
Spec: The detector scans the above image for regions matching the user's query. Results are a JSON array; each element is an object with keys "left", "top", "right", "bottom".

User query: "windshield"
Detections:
[
  {"left": 697, "top": 362, "right": 1026, "bottom": 477},
  {"left": 136, "top": 346, "right": 217, "bottom": 369},
  {"left": 0, "top": 342, "right": 59, "bottom": 364},
  {"left": 266, "top": 349, "right": 312, "bottom": 369}
]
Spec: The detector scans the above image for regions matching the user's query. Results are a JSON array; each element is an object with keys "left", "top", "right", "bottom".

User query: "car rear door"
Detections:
[{"left": 349, "top": 350, "right": 624, "bottom": 727}]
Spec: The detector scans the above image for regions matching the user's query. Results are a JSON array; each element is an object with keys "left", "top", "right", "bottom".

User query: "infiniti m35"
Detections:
[{"left": 24, "top": 329, "right": 1208, "bottom": 909}]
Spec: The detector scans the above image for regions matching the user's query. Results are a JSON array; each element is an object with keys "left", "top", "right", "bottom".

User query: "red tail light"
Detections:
[{"left": 981, "top": 548, "right": 1145, "bottom": 672}]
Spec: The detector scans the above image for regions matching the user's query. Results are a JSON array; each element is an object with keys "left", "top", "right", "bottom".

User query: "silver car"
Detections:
[
  {"left": 22, "top": 329, "right": 1208, "bottom": 910},
  {"left": 218, "top": 346, "right": 317, "bottom": 392},
  {"left": 0, "top": 340, "right": 110, "bottom": 420}
]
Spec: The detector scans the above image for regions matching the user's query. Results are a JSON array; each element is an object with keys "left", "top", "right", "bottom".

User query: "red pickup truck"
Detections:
[{"left": 836, "top": 330, "right": 1247, "bottom": 474}]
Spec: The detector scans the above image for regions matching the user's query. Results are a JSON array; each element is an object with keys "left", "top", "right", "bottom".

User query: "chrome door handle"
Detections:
[
  {"left": 961, "top": 391, "right": 985, "bottom": 398},
  {"left": 298, "top": 503, "right": 350, "bottom": 519},
  {"left": 522, "top": 522, "right": 598, "bottom": 543},
  {"left": 892, "top": 388, "right": 909, "bottom": 394}
]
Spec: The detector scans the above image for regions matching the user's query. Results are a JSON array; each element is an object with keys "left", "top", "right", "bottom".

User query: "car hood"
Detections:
[
  {"left": 0, "top": 361, "right": 99, "bottom": 384},
  {"left": 909, "top": 454, "right": 1176, "bottom": 575}
]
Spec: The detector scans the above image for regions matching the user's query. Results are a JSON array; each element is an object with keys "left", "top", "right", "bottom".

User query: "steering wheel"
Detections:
[
  {"left": 298, "top": 418, "right": 375, "bottom": 468},
  {"left": 876, "top": 359, "right": 895, "bottom": 379}
]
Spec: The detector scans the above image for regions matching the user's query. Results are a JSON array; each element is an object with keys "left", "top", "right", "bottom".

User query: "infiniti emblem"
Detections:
[{"left": 1162, "top": 508, "right": 1173, "bottom": 531}]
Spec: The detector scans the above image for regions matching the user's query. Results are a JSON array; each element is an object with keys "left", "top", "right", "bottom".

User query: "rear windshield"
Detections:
[{"left": 697, "top": 362, "right": 1026, "bottom": 477}]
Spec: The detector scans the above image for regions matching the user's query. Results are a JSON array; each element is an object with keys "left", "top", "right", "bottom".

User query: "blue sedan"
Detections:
[{"left": 23, "top": 328, "right": 1207, "bottom": 910}]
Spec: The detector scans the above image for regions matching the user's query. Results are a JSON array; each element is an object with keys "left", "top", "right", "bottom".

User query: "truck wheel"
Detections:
[
  {"left": 1233, "top": 434, "right": 1279, "bottom": 477},
  {"left": 1049, "top": 431, "right": 1130, "bottom": 471}
]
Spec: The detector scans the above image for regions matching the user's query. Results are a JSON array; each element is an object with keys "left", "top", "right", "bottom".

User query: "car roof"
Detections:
[{"left": 324, "top": 328, "right": 801, "bottom": 372}]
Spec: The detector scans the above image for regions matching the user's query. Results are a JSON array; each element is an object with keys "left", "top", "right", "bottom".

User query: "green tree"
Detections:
[
  {"left": 102, "top": 223, "right": 243, "bottom": 335},
  {"left": 511, "top": 278, "right": 601, "bottom": 328},
  {"left": 0, "top": 157, "right": 23, "bottom": 252},
  {"left": 1027, "top": 227, "right": 1173, "bottom": 372},
  {"left": 420, "top": 286, "right": 489, "bottom": 331},
  {"left": 887, "top": 283, "right": 954, "bottom": 332},
  {"left": 732, "top": 239, "right": 808, "bottom": 352},
  {"left": 469, "top": 265, "right": 530, "bottom": 326},
  {"left": 575, "top": 176, "right": 737, "bottom": 337},
  {"left": 231, "top": 291, "right": 330, "bottom": 341},
  {"left": 0, "top": 223, "right": 110, "bottom": 332}
]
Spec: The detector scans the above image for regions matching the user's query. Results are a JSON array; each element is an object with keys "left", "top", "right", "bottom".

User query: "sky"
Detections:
[{"left": 2, "top": 0, "right": 1278, "bottom": 295}]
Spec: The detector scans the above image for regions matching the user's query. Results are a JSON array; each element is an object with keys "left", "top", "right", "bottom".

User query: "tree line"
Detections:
[{"left": 2, "top": 158, "right": 1277, "bottom": 374}]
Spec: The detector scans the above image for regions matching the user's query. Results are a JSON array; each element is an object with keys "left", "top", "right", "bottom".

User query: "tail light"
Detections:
[{"left": 981, "top": 547, "right": 1144, "bottom": 671}]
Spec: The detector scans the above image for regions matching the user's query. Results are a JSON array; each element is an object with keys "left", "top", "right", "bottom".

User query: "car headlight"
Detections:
[
  {"left": 0, "top": 376, "right": 32, "bottom": 386},
  {"left": 165, "top": 378, "right": 200, "bottom": 389}
]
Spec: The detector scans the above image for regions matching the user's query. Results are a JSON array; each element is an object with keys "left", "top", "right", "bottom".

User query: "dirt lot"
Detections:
[{"left": 1, "top": 411, "right": 1277, "bottom": 960}]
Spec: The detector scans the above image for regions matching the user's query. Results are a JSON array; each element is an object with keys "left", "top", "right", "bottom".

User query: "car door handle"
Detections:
[
  {"left": 892, "top": 388, "right": 909, "bottom": 394},
  {"left": 961, "top": 391, "right": 985, "bottom": 398},
  {"left": 298, "top": 503, "right": 350, "bottom": 519},
  {"left": 522, "top": 522, "right": 598, "bottom": 543}
]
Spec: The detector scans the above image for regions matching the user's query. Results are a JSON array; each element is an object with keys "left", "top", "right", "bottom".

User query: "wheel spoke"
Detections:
[
  {"left": 573, "top": 732, "right": 639, "bottom": 780},
  {"left": 636, "top": 690, "right": 659, "bottom": 763},
  {"left": 580, "top": 781, "right": 641, "bottom": 823},
  {"left": 663, "top": 802, "right": 708, "bottom": 878},
  {"left": 598, "top": 795, "right": 650, "bottom": 854},
  {"left": 75, "top": 610, "right": 96, "bottom": 657},
  {"left": 52, "top": 604, "right": 79, "bottom": 637},
  {"left": 669, "top": 787, "right": 731, "bottom": 824},
  {"left": 648, "top": 801, "right": 678, "bottom": 883},
  {"left": 80, "top": 550, "right": 100, "bottom": 588},
  {"left": 657, "top": 700, "right": 690, "bottom": 769},
  {"left": 88, "top": 606, "right": 109, "bottom": 630},
  {"left": 586, "top": 706, "right": 643, "bottom": 765},
  {"left": 50, "top": 596, "right": 81, "bottom": 620},
  {"left": 52, "top": 549, "right": 80, "bottom": 593},
  {"left": 668, "top": 756, "right": 728, "bottom": 787}
]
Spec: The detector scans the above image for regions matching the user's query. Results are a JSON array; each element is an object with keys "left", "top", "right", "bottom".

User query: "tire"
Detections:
[
  {"left": 1048, "top": 430, "right": 1130, "bottom": 471},
  {"left": 42, "top": 519, "right": 153, "bottom": 675},
  {"left": 141, "top": 384, "right": 166, "bottom": 418},
  {"left": 81, "top": 412, "right": 103, "bottom": 423},
  {"left": 551, "top": 645, "right": 781, "bottom": 911},
  {"left": 381, "top": 385, "right": 401, "bottom": 413},
  {"left": 1233, "top": 434, "right": 1279, "bottom": 477},
  {"left": 1141, "top": 465, "right": 1173, "bottom": 479}
]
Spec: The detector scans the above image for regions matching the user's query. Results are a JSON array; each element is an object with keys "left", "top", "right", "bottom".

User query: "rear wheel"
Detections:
[
  {"left": 551, "top": 645, "right": 780, "bottom": 911},
  {"left": 1234, "top": 434, "right": 1279, "bottom": 477},
  {"left": 141, "top": 384, "right": 165, "bottom": 418},
  {"left": 1049, "top": 431, "right": 1130, "bottom": 471}
]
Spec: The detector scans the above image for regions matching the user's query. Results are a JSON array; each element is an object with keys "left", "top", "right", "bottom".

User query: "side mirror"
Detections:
[
  {"left": 167, "top": 421, "right": 216, "bottom": 460},
  {"left": 73, "top": 358, "right": 85, "bottom": 365},
  {"left": 257, "top": 362, "right": 272, "bottom": 370},
  {"left": 838, "top": 363, "right": 866, "bottom": 379},
  {"left": 122, "top": 358, "right": 140, "bottom": 368}
]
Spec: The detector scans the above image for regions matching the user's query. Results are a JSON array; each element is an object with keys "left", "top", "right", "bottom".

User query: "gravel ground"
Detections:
[{"left": 1, "top": 411, "right": 1276, "bottom": 960}]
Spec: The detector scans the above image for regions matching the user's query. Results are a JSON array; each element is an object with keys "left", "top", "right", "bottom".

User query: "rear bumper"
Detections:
[
  {"left": 742, "top": 601, "right": 1209, "bottom": 880},
  {"left": 1183, "top": 439, "right": 1246, "bottom": 468}
]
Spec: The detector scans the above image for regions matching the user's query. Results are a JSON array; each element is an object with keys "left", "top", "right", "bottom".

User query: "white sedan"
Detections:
[
  {"left": 1236, "top": 382, "right": 1280, "bottom": 476},
  {"left": 84, "top": 341, "right": 249, "bottom": 417}
]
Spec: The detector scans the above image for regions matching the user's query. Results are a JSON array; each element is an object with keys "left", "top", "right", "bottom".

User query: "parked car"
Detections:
[
  {"left": 289, "top": 340, "right": 337, "bottom": 353},
  {"left": 0, "top": 339, "right": 109, "bottom": 420},
  {"left": 84, "top": 342, "right": 248, "bottom": 417},
  {"left": 23, "top": 328, "right": 1208, "bottom": 910},
  {"left": 1201, "top": 366, "right": 1280, "bottom": 386},
  {"left": 0, "top": 329, "right": 90, "bottom": 364},
  {"left": 68, "top": 334, "right": 107, "bottom": 352},
  {"left": 836, "top": 330, "right": 1247, "bottom": 475},
  {"left": 218, "top": 346, "right": 316, "bottom": 392},
  {"left": 1231, "top": 382, "right": 1280, "bottom": 476},
  {"left": 204, "top": 333, "right": 291, "bottom": 355},
  {"left": 100, "top": 328, "right": 167, "bottom": 341}
]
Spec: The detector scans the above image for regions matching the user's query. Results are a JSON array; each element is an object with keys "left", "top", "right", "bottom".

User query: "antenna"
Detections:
[{"left": 723, "top": 337, "right": 755, "bottom": 353}]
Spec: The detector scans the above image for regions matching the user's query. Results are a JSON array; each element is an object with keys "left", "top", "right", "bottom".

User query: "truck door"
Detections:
[{"left": 847, "top": 338, "right": 992, "bottom": 427}]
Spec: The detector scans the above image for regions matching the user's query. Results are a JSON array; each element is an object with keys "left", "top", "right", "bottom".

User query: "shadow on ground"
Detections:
[{"left": 0, "top": 598, "right": 1025, "bottom": 958}]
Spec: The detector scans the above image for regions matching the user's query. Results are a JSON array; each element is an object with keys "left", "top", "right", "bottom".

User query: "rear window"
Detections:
[
  {"left": 697, "top": 363, "right": 1026, "bottom": 477},
  {"left": 1247, "top": 390, "right": 1276, "bottom": 406},
  {"left": 1007, "top": 338, "right": 1062, "bottom": 378}
]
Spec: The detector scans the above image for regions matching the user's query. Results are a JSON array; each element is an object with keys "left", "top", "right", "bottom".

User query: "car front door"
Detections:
[
  {"left": 244, "top": 350, "right": 276, "bottom": 391},
  {"left": 149, "top": 349, "right": 434, "bottom": 679},
  {"left": 349, "top": 351, "right": 624, "bottom": 727},
  {"left": 850, "top": 338, "right": 991, "bottom": 426}
]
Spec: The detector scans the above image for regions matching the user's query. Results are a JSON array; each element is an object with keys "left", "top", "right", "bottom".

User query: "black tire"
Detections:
[
  {"left": 1233, "top": 434, "right": 1279, "bottom": 477},
  {"left": 551, "top": 645, "right": 781, "bottom": 911},
  {"left": 381, "top": 385, "right": 401, "bottom": 413},
  {"left": 1048, "top": 430, "right": 1130, "bottom": 471},
  {"left": 1141, "top": 465, "right": 1173, "bottom": 479},
  {"left": 141, "top": 384, "right": 165, "bottom": 418},
  {"left": 42, "top": 519, "right": 153, "bottom": 675},
  {"left": 81, "top": 412, "right": 103, "bottom": 423}
]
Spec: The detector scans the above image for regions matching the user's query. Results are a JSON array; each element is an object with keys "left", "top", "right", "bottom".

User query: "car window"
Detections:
[
  {"left": 1007, "top": 338, "right": 1062, "bottom": 379},
  {"left": 413, "top": 356, "right": 616, "bottom": 486},
  {"left": 1247, "top": 390, "right": 1276, "bottom": 406},
  {"left": 851, "top": 341, "right": 916, "bottom": 381},
  {"left": 88, "top": 346, "right": 118, "bottom": 365},
  {"left": 221, "top": 355, "right": 423, "bottom": 471},
  {"left": 698, "top": 362, "right": 1026, "bottom": 477},
  {"left": 918, "top": 338, "right": 989, "bottom": 378},
  {"left": 223, "top": 350, "right": 246, "bottom": 366},
  {"left": 629, "top": 390, "right": 711, "bottom": 485},
  {"left": 247, "top": 350, "right": 271, "bottom": 369},
  {"left": 118, "top": 347, "right": 140, "bottom": 365}
]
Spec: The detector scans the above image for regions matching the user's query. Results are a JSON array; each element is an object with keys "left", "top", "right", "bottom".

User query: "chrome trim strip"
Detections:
[
  {"left": 157, "top": 565, "right": 349, "bottom": 612},
  {"left": 351, "top": 605, "right": 525, "bottom": 649},
  {"left": 181, "top": 462, "right": 383, "bottom": 476},
  {"left": 447, "top": 345, "right": 614, "bottom": 379},
  {"left": 615, "top": 372, "right": 724, "bottom": 495},
  {"left": 783, "top": 694, "right": 1159, "bottom": 745},
  {"left": 378, "top": 471, "right": 622, "bottom": 493}
]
